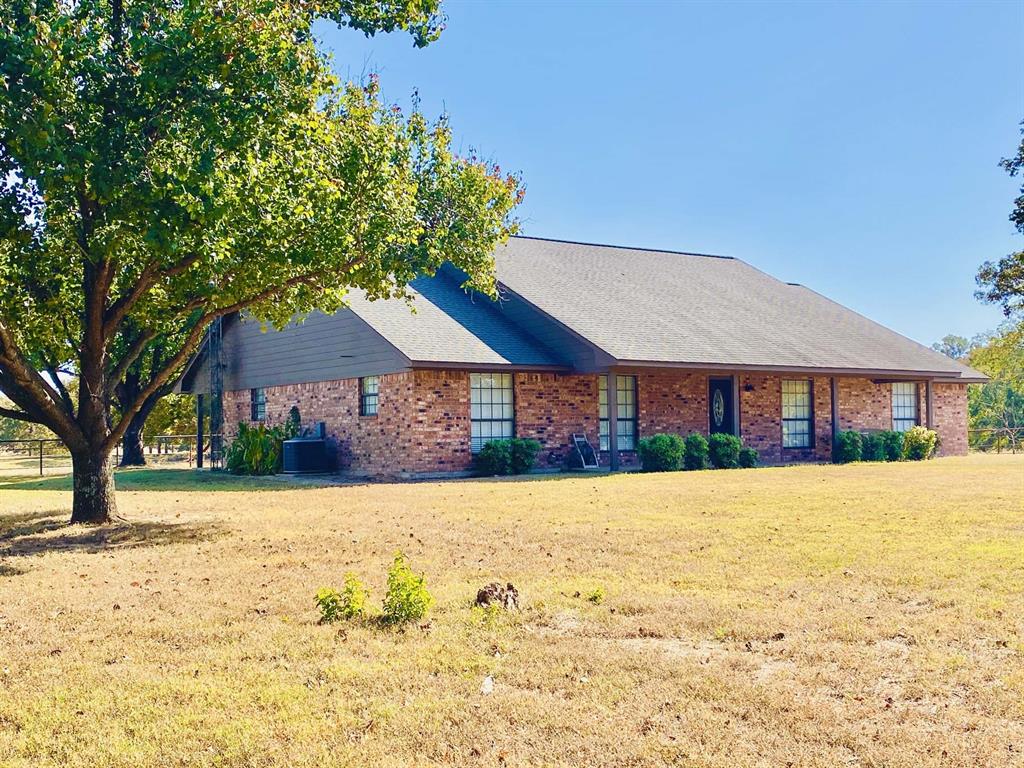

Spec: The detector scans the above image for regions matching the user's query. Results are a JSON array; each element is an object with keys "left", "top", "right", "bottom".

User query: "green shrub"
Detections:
[
  {"left": 737, "top": 446, "right": 759, "bottom": 468},
  {"left": 833, "top": 430, "right": 863, "bottom": 464},
  {"left": 637, "top": 433, "right": 684, "bottom": 472},
  {"left": 879, "top": 430, "right": 904, "bottom": 462},
  {"left": 315, "top": 587, "right": 344, "bottom": 624},
  {"left": 224, "top": 422, "right": 286, "bottom": 475},
  {"left": 682, "top": 433, "right": 709, "bottom": 470},
  {"left": 861, "top": 432, "right": 884, "bottom": 462},
  {"left": 382, "top": 552, "right": 434, "bottom": 624},
  {"left": 708, "top": 433, "right": 741, "bottom": 469},
  {"left": 586, "top": 587, "right": 605, "bottom": 605},
  {"left": 474, "top": 440, "right": 513, "bottom": 476},
  {"left": 902, "top": 426, "right": 938, "bottom": 461},
  {"left": 509, "top": 438, "right": 542, "bottom": 474},
  {"left": 285, "top": 405, "right": 302, "bottom": 438},
  {"left": 474, "top": 438, "right": 541, "bottom": 475},
  {"left": 315, "top": 574, "right": 369, "bottom": 624}
]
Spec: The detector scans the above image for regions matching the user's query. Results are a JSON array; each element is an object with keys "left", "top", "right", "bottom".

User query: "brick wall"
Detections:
[
  {"left": 221, "top": 369, "right": 968, "bottom": 476},
  {"left": 636, "top": 371, "right": 707, "bottom": 436},
  {"left": 837, "top": 377, "right": 891, "bottom": 432},
  {"left": 739, "top": 374, "right": 833, "bottom": 464},
  {"left": 223, "top": 370, "right": 472, "bottom": 476},
  {"left": 514, "top": 373, "right": 599, "bottom": 467},
  {"left": 931, "top": 382, "right": 968, "bottom": 456}
]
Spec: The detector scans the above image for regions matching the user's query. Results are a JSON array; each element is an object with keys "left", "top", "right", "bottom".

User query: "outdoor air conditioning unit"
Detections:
[{"left": 282, "top": 421, "right": 330, "bottom": 474}]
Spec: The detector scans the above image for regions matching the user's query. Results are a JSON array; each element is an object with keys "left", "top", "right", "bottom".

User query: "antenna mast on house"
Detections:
[{"left": 208, "top": 317, "right": 224, "bottom": 469}]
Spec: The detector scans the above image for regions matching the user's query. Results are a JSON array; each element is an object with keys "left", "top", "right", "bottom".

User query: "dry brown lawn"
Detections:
[{"left": 0, "top": 454, "right": 1022, "bottom": 767}]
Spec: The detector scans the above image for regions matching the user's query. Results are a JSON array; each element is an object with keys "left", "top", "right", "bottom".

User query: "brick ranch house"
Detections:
[{"left": 180, "top": 237, "right": 985, "bottom": 476}]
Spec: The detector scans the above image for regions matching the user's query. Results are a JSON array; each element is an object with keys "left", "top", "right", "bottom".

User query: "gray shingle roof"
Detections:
[
  {"left": 490, "top": 236, "right": 984, "bottom": 380},
  {"left": 345, "top": 269, "right": 564, "bottom": 367}
]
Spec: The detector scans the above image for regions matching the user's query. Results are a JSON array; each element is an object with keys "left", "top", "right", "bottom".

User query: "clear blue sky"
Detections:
[{"left": 316, "top": 0, "right": 1023, "bottom": 347}]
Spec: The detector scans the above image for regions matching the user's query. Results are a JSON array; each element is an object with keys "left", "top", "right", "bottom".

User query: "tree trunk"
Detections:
[
  {"left": 119, "top": 415, "right": 146, "bottom": 466},
  {"left": 71, "top": 451, "right": 118, "bottom": 524}
]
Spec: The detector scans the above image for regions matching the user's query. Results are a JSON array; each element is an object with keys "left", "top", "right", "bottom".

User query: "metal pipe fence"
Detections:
[
  {"left": 968, "top": 427, "right": 1023, "bottom": 454},
  {"left": 0, "top": 434, "right": 221, "bottom": 477}
]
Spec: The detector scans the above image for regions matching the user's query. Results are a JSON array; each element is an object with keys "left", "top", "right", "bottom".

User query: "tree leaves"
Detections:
[
  {"left": 977, "top": 121, "right": 1024, "bottom": 317},
  {"left": 0, "top": 0, "right": 522, "bottom": 469}
]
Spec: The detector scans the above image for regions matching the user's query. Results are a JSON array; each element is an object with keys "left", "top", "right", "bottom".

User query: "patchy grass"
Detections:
[{"left": 0, "top": 454, "right": 1021, "bottom": 767}]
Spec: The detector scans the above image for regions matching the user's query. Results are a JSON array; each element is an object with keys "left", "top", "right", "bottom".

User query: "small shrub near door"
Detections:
[
  {"left": 637, "top": 433, "right": 685, "bottom": 472},
  {"left": 382, "top": 552, "right": 434, "bottom": 624},
  {"left": 833, "top": 430, "right": 863, "bottom": 464},
  {"left": 708, "top": 433, "right": 742, "bottom": 469},
  {"left": 737, "top": 446, "right": 759, "bottom": 468},
  {"left": 902, "top": 426, "right": 939, "bottom": 460},
  {"left": 682, "top": 433, "right": 710, "bottom": 470}
]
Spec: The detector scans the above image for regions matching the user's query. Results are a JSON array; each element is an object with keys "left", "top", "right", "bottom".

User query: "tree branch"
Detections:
[
  {"left": 100, "top": 267, "right": 350, "bottom": 454},
  {"left": 103, "top": 252, "right": 202, "bottom": 341},
  {"left": 104, "top": 327, "right": 160, "bottom": 399},
  {"left": 0, "top": 404, "right": 40, "bottom": 423},
  {"left": 46, "top": 365, "right": 76, "bottom": 416},
  {"left": 0, "top": 321, "right": 84, "bottom": 448}
]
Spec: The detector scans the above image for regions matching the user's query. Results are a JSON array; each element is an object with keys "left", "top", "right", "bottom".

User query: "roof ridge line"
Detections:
[{"left": 510, "top": 234, "right": 735, "bottom": 260}]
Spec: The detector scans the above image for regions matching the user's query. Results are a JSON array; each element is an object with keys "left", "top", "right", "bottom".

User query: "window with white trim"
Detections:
[
  {"left": 892, "top": 382, "right": 918, "bottom": 432},
  {"left": 470, "top": 373, "right": 514, "bottom": 452},
  {"left": 781, "top": 379, "right": 812, "bottom": 448},
  {"left": 359, "top": 376, "right": 379, "bottom": 416},
  {"left": 599, "top": 375, "right": 637, "bottom": 451},
  {"left": 250, "top": 388, "right": 266, "bottom": 421}
]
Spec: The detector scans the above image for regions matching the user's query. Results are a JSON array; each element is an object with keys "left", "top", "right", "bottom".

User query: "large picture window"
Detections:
[
  {"left": 359, "top": 376, "right": 379, "bottom": 416},
  {"left": 599, "top": 375, "right": 637, "bottom": 451},
  {"left": 470, "top": 373, "right": 514, "bottom": 452},
  {"left": 781, "top": 379, "right": 812, "bottom": 448},
  {"left": 892, "top": 382, "right": 918, "bottom": 432},
  {"left": 250, "top": 388, "right": 266, "bottom": 422}
]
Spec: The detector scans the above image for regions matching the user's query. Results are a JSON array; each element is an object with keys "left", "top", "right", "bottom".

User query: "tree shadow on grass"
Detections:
[
  {"left": 0, "top": 508, "right": 224, "bottom": 560},
  {"left": 0, "top": 468, "right": 297, "bottom": 493},
  {"left": 0, "top": 510, "right": 68, "bottom": 540}
]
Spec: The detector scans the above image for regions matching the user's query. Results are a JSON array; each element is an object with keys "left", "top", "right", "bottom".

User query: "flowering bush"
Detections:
[{"left": 902, "top": 426, "right": 938, "bottom": 461}]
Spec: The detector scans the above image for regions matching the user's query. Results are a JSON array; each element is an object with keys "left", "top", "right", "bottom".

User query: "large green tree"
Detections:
[
  {"left": 965, "top": 322, "right": 1024, "bottom": 450},
  {"left": 0, "top": 0, "right": 522, "bottom": 523},
  {"left": 976, "top": 122, "right": 1024, "bottom": 316}
]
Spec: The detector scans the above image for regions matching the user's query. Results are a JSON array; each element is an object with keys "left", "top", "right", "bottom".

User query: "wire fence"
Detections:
[
  {"left": 0, "top": 434, "right": 217, "bottom": 477},
  {"left": 968, "top": 427, "right": 1023, "bottom": 454}
]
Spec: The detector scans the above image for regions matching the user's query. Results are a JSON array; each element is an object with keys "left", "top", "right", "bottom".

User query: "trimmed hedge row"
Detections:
[
  {"left": 637, "top": 432, "right": 760, "bottom": 473},
  {"left": 833, "top": 426, "right": 939, "bottom": 464}
]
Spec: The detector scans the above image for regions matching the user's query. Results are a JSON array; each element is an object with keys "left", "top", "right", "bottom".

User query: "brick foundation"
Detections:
[{"left": 221, "top": 368, "right": 969, "bottom": 476}]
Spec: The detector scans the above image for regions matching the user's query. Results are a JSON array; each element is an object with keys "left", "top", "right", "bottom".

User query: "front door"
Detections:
[{"left": 708, "top": 377, "right": 736, "bottom": 435}]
